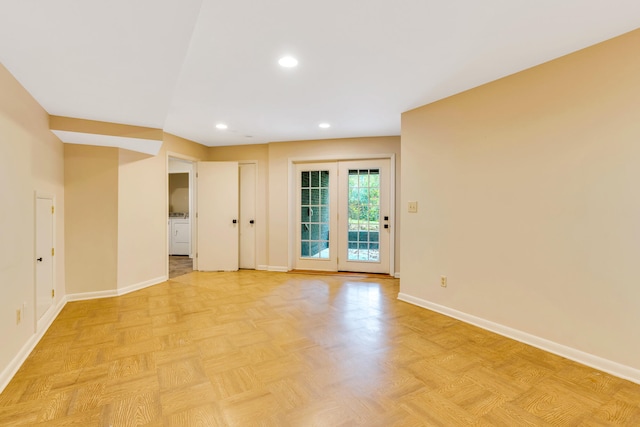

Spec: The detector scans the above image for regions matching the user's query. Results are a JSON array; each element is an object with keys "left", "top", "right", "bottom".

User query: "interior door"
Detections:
[
  {"left": 295, "top": 162, "right": 338, "bottom": 271},
  {"left": 338, "top": 159, "right": 390, "bottom": 273},
  {"left": 197, "top": 161, "right": 239, "bottom": 271},
  {"left": 35, "top": 196, "right": 54, "bottom": 320},
  {"left": 239, "top": 163, "right": 256, "bottom": 269}
]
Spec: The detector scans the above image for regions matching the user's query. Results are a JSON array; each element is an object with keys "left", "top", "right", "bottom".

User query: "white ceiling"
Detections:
[{"left": 1, "top": 0, "right": 639, "bottom": 148}]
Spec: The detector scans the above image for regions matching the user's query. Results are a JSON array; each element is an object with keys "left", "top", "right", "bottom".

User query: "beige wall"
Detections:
[
  {"left": 0, "top": 63, "right": 65, "bottom": 377},
  {"left": 169, "top": 173, "right": 189, "bottom": 213},
  {"left": 165, "top": 132, "right": 210, "bottom": 160},
  {"left": 117, "top": 149, "right": 166, "bottom": 290},
  {"left": 268, "top": 136, "right": 401, "bottom": 271},
  {"left": 209, "top": 144, "right": 269, "bottom": 269},
  {"left": 62, "top": 129, "right": 208, "bottom": 294},
  {"left": 401, "top": 29, "right": 640, "bottom": 370},
  {"left": 117, "top": 133, "right": 208, "bottom": 290},
  {"left": 65, "top": 145, "right": 119, "bottom": 294}
]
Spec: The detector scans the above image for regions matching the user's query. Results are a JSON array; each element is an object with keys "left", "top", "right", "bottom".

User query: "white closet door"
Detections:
[
  {"left": 35, "top": 196, "right": 54, "bottom": 319},
  {"left": 197, "top": 161, "right": 239, "bottom": 271}
]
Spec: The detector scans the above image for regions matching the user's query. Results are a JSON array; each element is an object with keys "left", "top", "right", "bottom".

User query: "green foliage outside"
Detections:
[{"left": 348, "top": 172, "right": 380, "bottom": 230}]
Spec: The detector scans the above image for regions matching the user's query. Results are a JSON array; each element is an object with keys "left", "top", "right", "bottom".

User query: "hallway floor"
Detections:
[{"left": 168, "top": 256, "right": 193, "bottom": 279}]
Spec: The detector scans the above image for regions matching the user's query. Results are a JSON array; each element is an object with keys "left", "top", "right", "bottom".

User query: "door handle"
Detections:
[
  {"left": 233, "top": 219, "right": 237, "bottom": 224},
  {"left": 37, "top": 257, "right": 43, "bottom": 262},
  {"left": 249, "top": 220, "right": 254, "bottom": 224}
]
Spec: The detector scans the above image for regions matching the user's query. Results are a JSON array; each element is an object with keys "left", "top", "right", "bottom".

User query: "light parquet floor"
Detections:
[{"left": 1, "top": 271, "right": 639, "bottom": 426}]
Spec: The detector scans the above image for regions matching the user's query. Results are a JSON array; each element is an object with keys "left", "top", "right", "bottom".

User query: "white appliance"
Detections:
[{"left": 169, "top": 213, "right": 190, "bottom": 255}]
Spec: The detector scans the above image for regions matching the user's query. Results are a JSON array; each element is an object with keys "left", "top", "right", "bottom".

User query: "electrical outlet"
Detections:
[
  {"left": 16, "top": 309, "right": 21, "bottom": 324},
  {"left": 408, "top": 201, "right": 418, "bottom": 213},
  {"left": 441, "top": 276, "right": 447, "bottom": 287}
]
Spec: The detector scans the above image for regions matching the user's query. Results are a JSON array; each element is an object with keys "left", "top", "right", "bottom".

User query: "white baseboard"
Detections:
[
  {"left": 66, "top": 276, "right": 167, "bottom": 302},
  {"left": 398, "top": 293, "right": 640, "bottom": 385},
  {"left": 66, "top": 289, "right": 118, "bottom": 302},
  {"left": 394, "top": 272, "right": 401, "bottom": 279},
  {"left": 118, "top": 276, "right": 166, "bottom": 296},
  {"left": 256, "top": 265, "right": 269, "bottom": 271},
  {"left": 0, "top": 296, "right": 67, "bottom": 393},
  {"left": 268, "top": 266, "right": 289, "bottom": 272}
]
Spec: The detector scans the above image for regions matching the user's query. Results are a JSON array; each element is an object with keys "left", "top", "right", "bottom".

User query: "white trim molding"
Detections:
[
  {"left": 66, "top": 289, "right": 118, "bottom": 302},
  {"left": 394, "top": 272, "right": 401, "bottom": 279},
  {"left": 398, "top": 293, "right": 640, "bottom": 385},
  {"left": 67, "top": 276, "right": 167, "bottom": 302},
  {"left": 118, "top": 276, "right": 167, "bottom": 296},
  {"left": 268, "top": 266, "right": 289, "bottom": 272}
]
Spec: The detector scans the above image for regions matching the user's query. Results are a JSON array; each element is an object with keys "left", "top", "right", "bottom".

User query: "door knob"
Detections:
[
  {"left": 249, "top": 220, "right": 254, "bottom": 224},
  {"left": 37, "top": 257, "right": 43, "bottom": 262},
  {"left": 232, "top": 219, "right": 237, "bottom": 224}
]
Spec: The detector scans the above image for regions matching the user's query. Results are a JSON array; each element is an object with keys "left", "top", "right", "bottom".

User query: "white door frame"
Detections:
[
  {"left": 287, "top": 154, "right": 396, "bottom": 274},
  {"left": 34, "top": 191, "right": 56, "bottom": 333}
]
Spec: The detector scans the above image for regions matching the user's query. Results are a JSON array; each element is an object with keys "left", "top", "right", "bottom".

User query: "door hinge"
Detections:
[
  {"left": 195, "top": 253, "right": 198, "bottom": 258},
  {"left": 196, "top": 173, "right": 198, "bottom": 178},
  {"left": 51, "top": 248, "right": 55, "bottom": 256},
  {"left": 51, "top": 289, "right": 55, "bottom": 298},
  {"left": 51, "top": 206, "right": 55, "bottom": 214}
]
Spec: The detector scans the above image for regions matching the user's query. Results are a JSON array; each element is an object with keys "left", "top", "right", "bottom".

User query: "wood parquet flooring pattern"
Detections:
[{"left": 1, "top": 271, "right": 639, "bottom": 426}]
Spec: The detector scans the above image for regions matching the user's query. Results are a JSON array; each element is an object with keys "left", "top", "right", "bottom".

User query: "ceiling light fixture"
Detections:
[
  {"left": 215, "top": 123, "right": 228, "bottom": 130},
  {"left": 319, "top": 123, "right": 331, "bottom": 129},
  {"left": 278, "top": 56, "right": 298, "bottom": 68}
]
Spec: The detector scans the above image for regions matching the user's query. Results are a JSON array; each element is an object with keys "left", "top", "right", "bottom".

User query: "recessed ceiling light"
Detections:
[
  {"left": 278, "top": 56, "right": 298, "bottom": 68},
  {"left": 215, "top": 123, "right": 228, "bottom": 130},
  {"left": 319, "top": 123, "right": 331, "bottom": 129}
]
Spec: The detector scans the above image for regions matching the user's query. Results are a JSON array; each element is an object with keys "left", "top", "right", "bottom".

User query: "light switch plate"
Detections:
[{"left": 408, "top": 201, "right": 418, "bottom": 213}]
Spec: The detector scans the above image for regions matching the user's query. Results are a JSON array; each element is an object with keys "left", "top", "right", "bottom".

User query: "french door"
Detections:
[{"left": 295, "top": 159, "right": 391, "bottom": 274}]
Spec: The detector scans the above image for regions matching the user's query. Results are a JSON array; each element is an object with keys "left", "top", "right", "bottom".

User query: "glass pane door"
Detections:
[
  {"left": 338, "top": 159, "right": 390, "bottom": 274},
  {"left": 295, "top": 163, "right": 338, "bottom": 271},
  {"left": 347, "top": 169, "right": 380, "bottom": 262},
  {"left": 300, "top": 170, "right": 330, "bottom": 259}
]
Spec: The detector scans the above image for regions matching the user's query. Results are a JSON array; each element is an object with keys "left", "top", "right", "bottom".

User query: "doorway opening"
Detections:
[{"left": 168, "top": 157, "right": 194, "bottom": 278}]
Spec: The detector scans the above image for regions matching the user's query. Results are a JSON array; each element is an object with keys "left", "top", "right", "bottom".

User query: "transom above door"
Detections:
[{"left": 295, "top": 159, "right": 391, "bottom": 274}]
